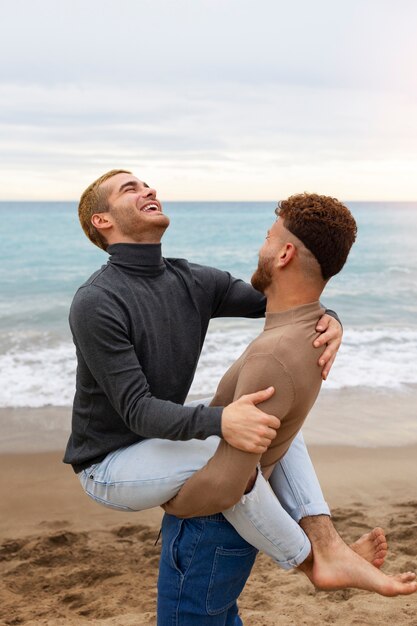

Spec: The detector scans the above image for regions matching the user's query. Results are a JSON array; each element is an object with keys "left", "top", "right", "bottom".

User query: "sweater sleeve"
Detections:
[
  {"left": 189, "top": 264, "right": 266, "bottom": 318},
  {"left": 232, "top": 354, "right": 303, "bottom": 464},
  {"left": 70, "top": 286, "right": 223, "bottom": 441},
  {"left": 322, "top": 308, "right": 342, "bottom": 327}
]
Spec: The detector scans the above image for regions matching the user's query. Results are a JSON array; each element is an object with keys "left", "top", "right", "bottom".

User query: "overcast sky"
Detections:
[{"left": 1, "top": 0, "right": 416, "bottom": 200}]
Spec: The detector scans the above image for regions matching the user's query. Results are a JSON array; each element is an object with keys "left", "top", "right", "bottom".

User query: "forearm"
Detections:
[
  {"left": 117, "top": 393, "right": 223, "bottom": 441},
  {"left": 163, "top": 438, "right": 260, "bottom": 518},
  {"left": 162, "top": 415, "right": 302, "bottom": 519}
]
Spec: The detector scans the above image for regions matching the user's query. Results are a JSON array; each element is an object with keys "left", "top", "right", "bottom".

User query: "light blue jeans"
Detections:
[{"left": 79, "top": 402, "right": 330, "bottom": 569}]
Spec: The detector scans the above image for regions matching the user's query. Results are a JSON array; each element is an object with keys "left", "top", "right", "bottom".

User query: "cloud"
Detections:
[
  {"left": 0, "top": 0, "right": 416, "bottom": 199},
  {"left": 2, "top": 0, "right": 416, "bottom": 91}
]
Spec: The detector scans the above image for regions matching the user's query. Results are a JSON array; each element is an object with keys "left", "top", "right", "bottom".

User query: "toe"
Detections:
[
  {"left": 374, "top": 534, "right": 386, "bottom": 545},
  {"left": 386, "top": 578, "right": 417, "bottom": 597},
  {"left": 395, "top": 572, "right": 416, "bottom": 583},
  {"left": 373, "top": 545, "right": 387, "bottom": 557}
]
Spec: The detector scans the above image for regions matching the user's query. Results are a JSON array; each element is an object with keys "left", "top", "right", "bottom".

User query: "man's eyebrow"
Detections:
[
  {"left": 119, "top": 180, "right": 139, "bottom": 192},
  {"left": 118, "top": 180, "right": 150, "bottom": 192}
]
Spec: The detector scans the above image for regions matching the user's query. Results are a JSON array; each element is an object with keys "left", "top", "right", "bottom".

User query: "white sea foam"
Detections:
[
  {"left": 0, "top": 342, "right": 76, "bottom": 407},
  {"left": 1, "top": 324, "right": 416, "bottom": 407},
  {"left": 189, "top": 324, "right": 417, "bottom": 395}
]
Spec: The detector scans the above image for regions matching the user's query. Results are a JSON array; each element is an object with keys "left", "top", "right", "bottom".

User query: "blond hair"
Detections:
[{"left": 78, "top": 169, "right": 132, "bottom": 250}]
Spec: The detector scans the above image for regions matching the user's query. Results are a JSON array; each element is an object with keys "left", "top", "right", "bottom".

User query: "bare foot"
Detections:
[
  {"left": 299, "top": 516, "right": 417, "bottom": 597},
  {"left": 350, "top": 527, "right": 388, "bottom": 568}
]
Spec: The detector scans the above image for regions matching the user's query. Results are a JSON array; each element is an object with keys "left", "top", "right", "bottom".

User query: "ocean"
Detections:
[{"left": 1, "top": 201, "right": 417, "bottom": 410}]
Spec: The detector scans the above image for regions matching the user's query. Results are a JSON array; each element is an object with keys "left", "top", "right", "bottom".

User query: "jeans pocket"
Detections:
[
  {"left": 170, "top": 518, "right": 203, "bottom": 576},
  {"left": 206, "top": 546, "right": 257, "bottom": 615}
]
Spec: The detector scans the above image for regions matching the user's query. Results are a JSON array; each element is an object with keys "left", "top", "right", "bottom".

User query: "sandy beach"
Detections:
[{"left": 1, "top": 412, "right": 416, "bottom": 626}]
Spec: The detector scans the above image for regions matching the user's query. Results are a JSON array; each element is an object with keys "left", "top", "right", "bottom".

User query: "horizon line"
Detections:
[{"left": 1, "top": 198, "right": 417, "bottom": 204}]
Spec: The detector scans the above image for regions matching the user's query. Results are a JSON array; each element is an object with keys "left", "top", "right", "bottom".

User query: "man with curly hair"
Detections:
[
  {"left": 158, "top": 193, "right": 417, "bottom": 624},
  {"left": 163, "top": 193, "right": 358, "bottom": 518}
]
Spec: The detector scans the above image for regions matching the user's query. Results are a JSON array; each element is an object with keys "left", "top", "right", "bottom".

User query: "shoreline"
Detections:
[{"left": 1, "top": 386, "right": 417, "bottom": 454}]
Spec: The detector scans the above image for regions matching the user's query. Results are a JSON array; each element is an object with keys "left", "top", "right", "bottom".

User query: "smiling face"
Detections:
[{"left": 97, "top": 172, "right": 170, "bottom": 244}]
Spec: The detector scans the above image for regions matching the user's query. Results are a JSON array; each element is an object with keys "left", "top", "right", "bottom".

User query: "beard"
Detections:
[
  {"left": 111, "top": 205, "right": 170, "bottom": 238},
  {"left": 251, "top": 256, "right": 274, "bottom": 294}
]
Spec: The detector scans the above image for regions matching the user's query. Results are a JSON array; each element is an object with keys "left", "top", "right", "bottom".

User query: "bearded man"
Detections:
[{"left": 157, "top": 193, "right": 416, "bottom": 625}]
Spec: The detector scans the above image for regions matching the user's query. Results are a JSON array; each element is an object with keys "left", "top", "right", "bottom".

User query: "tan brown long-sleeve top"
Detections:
[
  {"left": 212, "top": 300, "right": 325, "bottom": 468},
  {"left": 164, "top": 300, "right": 325, "bottom": 518}
]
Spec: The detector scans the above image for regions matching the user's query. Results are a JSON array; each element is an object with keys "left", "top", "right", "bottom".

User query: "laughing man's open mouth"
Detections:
[{"left": 140, "top": 202, "right": 161, "bottom": 213}]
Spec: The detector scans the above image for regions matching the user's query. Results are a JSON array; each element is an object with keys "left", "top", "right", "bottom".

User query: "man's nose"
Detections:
[{"left": 143, "top": 186, "right": 157, "bottom": 199}]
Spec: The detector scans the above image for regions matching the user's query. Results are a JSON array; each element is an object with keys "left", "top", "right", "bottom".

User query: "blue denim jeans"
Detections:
[{"left": 157, "top": 513, "right": 257, "bottom": 625}]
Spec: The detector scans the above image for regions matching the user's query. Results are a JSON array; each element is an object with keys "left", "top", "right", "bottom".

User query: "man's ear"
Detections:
[
  {"left": 277, "top": 242, "right": 296, "bottom": 268},
  {"left": 91, "top": 212, "right": 113, "bottom": 232}
]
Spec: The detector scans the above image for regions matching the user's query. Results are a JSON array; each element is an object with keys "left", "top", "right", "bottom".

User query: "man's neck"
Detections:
[{"left": 264, "top": 280, "right": 323, "bottom": 314}]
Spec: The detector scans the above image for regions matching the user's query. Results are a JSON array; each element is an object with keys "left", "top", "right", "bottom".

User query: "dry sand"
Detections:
[{"left": 1, "top": 444, "right": 416, "bottom": 625}]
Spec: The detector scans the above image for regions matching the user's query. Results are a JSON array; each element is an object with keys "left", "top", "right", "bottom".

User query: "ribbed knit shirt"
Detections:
[{"left": 63, "top": 243, "right": 267, "bottom": 471}]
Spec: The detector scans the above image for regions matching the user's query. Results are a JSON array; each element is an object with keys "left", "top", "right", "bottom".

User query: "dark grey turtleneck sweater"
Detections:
[{"left": 63, "top": 243, "right": 267, "bottom": 471}]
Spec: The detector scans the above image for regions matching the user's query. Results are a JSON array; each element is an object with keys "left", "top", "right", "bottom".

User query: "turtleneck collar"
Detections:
[
  {"left": 264, "top": 301, "right": 323, "bottom": 330},
  {"left": 107, "top": 243, "right": 166, "bottom": 276}
]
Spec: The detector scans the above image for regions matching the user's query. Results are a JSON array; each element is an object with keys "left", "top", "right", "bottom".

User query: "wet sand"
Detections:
[{"left": 2, "top": 387, "right": 417, "bottom": 456}]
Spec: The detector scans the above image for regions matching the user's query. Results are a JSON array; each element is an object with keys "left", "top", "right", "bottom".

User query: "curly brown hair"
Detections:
[
  {"left": 78, "top": 169, "right": 132, "bottom": 250},
  {"left": 276, "top": 193, "right": 357, "bottom": 281}
]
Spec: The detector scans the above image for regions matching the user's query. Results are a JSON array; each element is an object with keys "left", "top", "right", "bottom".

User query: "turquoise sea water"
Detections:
[{"left": 1, "top": 201, "right": 417, "bottom": 407}]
